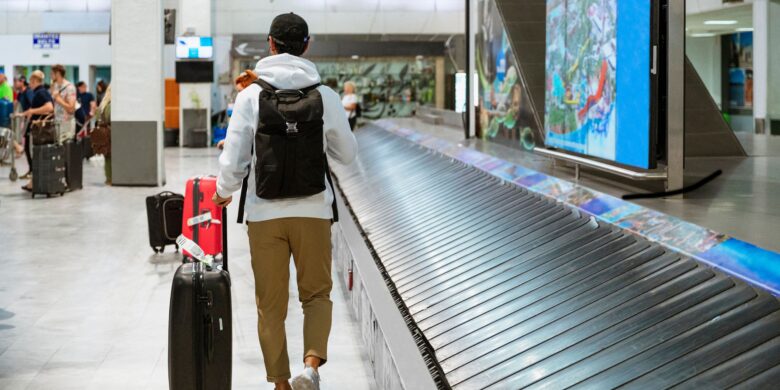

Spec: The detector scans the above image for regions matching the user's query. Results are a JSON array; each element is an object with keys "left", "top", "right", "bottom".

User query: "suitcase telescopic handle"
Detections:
[{"left": 222, "top": 207, "right": 228, "bottom": 272}]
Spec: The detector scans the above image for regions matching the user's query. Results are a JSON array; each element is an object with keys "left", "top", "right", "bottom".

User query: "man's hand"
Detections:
[
  {"left": 22, "top": 110, "right": 32, "bottom": 118},
  {"left": 213, "top": 193, "right": 232, "bottom": 207}
]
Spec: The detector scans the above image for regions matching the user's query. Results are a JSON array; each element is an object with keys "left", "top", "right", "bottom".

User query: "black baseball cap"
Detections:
[{"left": 269, "top": 12, "right": 309, "bottom": 46}]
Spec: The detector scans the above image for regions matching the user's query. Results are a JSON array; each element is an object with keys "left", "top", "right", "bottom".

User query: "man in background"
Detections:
[
  {"left": 14, "top": 76, "right": 33, "bottom": 111},
  {"left": 50, "top": 64, "right": 77, "bottom": 142},
  {"left": 75, "top": 81, "right": 96, "bottom": 135},
  {"left": 20, "top": 70, "right": 53, "bottom": 190}
]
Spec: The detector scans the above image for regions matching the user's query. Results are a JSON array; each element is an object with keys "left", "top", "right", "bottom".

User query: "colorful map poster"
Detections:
[{"left": 544, "top": 0, "right": 652, "bottom": 169}]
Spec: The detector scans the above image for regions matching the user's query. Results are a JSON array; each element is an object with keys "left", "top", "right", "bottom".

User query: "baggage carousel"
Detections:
[{"left": 331, "top": 124, "right": 780, "bottom": 389}]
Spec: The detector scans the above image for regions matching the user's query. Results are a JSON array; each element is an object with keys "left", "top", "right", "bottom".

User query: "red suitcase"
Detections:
[{"left": 182, "top": 176, "right": 224, "bottom": 259}]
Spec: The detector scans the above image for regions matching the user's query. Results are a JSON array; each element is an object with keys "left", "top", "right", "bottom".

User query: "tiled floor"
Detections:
[
  {"left": 391, "top": 118, "right": 780, "bottom": 254},
  {"left": 0, "top": 148, "right": 376, "bottom": 389}
]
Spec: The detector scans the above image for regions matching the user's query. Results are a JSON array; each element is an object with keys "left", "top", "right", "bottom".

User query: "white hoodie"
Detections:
[{"left": 217, "top": 54, "right": 357, "bottom": 222}]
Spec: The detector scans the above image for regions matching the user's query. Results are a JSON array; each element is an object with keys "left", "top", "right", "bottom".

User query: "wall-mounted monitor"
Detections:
[
  {"left": 176, "top": 61, "right": 213, "bottom": 83},
  {"left": 176, "top": 36, "right": 213, "bottom": 59},
  {"left": 544, "top": 0, "right": 662, "bottom": 169}
]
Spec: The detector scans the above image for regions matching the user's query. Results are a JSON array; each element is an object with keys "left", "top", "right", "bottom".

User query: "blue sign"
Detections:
[{"left": 33, "top": 33, "right": 60, "bottom": 49}]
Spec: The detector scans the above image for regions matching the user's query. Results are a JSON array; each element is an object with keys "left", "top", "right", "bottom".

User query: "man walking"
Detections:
[
  {"left": 213, "top": 13, "right": 357, "bottom": 390},
  {"left": 50, "top": 65, "right": 77, "bottom": 142}
]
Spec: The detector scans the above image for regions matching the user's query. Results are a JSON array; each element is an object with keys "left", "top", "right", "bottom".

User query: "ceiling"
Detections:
[
  {"left": 0, "top": 0, "right": 110, "bottom": 12},
  {"left": 686, "top": 4, "right": 753, "bottom": 37},
  {"left": 215, "top": 0, "right": 464, "bottom": 13}
]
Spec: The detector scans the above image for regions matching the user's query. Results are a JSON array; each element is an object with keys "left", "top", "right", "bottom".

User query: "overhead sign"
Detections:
[{"left": 33, "top": 33, "right": 60, "bottom": 49}]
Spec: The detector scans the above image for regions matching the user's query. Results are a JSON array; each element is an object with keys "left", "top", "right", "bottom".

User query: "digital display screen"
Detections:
[
  {"left": 176, "top": 36, "right": 213, "bottom": 59},
  {"left": 544, "top": 0, "right": 653, "bottom": 169}
]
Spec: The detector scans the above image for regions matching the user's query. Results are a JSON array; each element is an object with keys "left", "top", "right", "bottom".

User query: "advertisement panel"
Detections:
[
  {"left": 544, "top": 0, "right": 653, "bottom": 169},
  {"left": 476, "top": 0, "right": 540, "bottom": 151}
]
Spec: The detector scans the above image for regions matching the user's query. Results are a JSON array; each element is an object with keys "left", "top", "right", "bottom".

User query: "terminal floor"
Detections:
[
  {"left": 392, "top": 118, "right": 780, "bottom": 254},
  {"left": 0, "top": 149, "right": 376, "bottom": 389}
]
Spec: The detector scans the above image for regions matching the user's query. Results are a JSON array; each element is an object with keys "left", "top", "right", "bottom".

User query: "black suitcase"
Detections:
[
  {"left": 169, "top": 208, "right": 231, "bottom": 390},
  {"left": 31, "top": 144, "right": 67, "bottom": 198},
  {"left": 146, "top": 191, "right": 184, "bottom": 253},
  {"left": 64, "top": 140, "right": 83, "bottom": 191}
]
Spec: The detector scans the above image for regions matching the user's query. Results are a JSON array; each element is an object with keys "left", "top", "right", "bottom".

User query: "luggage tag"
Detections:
[
  {"left": 176, "top": 235, "right": 214, "bottom": 266},
  {"left": 187, "top": 211, "right": 222, "bottom": 227}
]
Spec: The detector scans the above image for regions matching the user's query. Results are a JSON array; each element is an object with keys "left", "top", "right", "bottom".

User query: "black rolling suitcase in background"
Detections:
[
  {"left": 31, "top": 144, "right": 67, "bottom": 198},
  {"left": 64, "top": 140, "right": 83, "bottom": 191},
  {"left": 146, "top": 191, "right": 184, "bottom": 253},
  {"left": 168, "top": 208, "right": 231, "bottom": 390}
]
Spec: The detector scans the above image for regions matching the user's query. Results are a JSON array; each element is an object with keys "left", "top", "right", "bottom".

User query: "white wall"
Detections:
[
  {"left": 0, "top": 11, "right": 110, "bottom": 34},
  {"left": 215, "top": 0, "right": 465, "bottom": 35},
  {"left": 0, "top": 34, "right": 111, "bottom": 85},
  {"left": 686, "top": 35, "right": 723, "bottom": 108}
]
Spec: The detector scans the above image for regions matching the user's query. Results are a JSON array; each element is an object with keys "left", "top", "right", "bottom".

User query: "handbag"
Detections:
[
  {"left": 90, "top": 121, "right": 111, "bottom": 157},
  {"left": 30, "top": 115, "right": 58, "bottom": 145}
]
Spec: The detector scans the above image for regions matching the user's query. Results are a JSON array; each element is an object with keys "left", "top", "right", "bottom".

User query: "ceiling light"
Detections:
[
  {"left": 704, "top": 20, "right": 738, "bottom": 25},
  {"left": 736, "top": 27, "right": 754, "bottom": 32},
  {"left": 690, "top": 33, "right": 717, "bottom": 37}
]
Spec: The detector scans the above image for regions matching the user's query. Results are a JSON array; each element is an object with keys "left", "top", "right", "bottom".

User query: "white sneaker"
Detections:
[{"left": 291, "top": 366, "right": 320, "bottom": 390}]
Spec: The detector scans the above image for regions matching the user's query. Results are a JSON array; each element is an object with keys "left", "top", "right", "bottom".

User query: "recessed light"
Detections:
[
  {"left": 691, "top": 33, "right": 717, "bottom": 37},
  {"left": 736, "top": 27, "right": 754, "bottom": 32},
  {"left": 704, "top": 20, "right": 738, "bottom": 25}
]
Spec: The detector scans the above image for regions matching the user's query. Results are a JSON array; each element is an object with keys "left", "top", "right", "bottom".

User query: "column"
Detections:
[
  {"left": 178, "top": 0, "right": 213, "bottom": 147},
  {"left": 768, "top": 0, "right": 780, "bottom": 134},
  {"left": 435, "top": 57, "right": 446, "bottom": 109},
  {"left": 753, "top": 0, "right": 769, "bottom": 134},
  {"left": 111, "top": 0, "right": 165, "bottom": 186}
]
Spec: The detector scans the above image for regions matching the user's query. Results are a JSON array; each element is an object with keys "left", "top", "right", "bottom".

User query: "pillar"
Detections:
[
  {"left": 754, "top": 0, "right": 769, "bottom": 134},
  {"left": 110, "top": 0, "right": 165, "bottom": 186},
  {"left": 178, "top": 0, "right": 213, "bottom": 147},
  {"left": 768, "top": 0, "right": 780, "bottom": 134},
  {"left": 435, "top": 57, "right": 446, "bottom": 109}
]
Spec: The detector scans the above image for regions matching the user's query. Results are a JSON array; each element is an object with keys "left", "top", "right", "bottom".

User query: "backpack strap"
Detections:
[
  {"left": 236, "top": 143, "right": 252, "bottom": 224},
  {"left": 325, "top": 160, "right": 339, "bottom": 223}
]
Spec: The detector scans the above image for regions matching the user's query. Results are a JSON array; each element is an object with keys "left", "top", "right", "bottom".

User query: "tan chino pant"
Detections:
[{"left": 247, "top": 217, "right": 333, "bottom": 383}]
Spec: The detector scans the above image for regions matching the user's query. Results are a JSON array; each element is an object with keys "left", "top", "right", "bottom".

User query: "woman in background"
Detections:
[
  {"left": 95, "top": 85, "right": 112, "bottom": 185},
  {"left": 341, "top": 81, "right": 358, "bottom": 130}
]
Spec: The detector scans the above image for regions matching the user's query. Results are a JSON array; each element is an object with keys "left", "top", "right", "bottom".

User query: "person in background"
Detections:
[
  {"left": 20, "top": 70, "right": 53, "bottom": 190},
  {"left": 217, "top": 70, "right": 259, "bottom": 150},
  {"left": 0, "top": 72, "right": 13, "bottom": 102},
  {"left": 50, "top": 65, "right": 77, "bottom": 142},
  {"left": 11, "top": 77, "right": 33, "bottom": 155},
  {"left": 14, "top": 76, "right": 33, "bottom": 111},
  {"left": 96, "top": 80, "right": 107, "bottom": 106},
  {"left": 96, "top": 85, "right": 112, "bottom": 185},
  {"left": 341, "top": 81, "right": 358, "bottom": 130},
  {"left": 75, "top": 81, "right": 96, "bottom": 136}
]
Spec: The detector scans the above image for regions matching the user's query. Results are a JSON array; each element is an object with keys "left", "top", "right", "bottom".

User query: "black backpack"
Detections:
[{"left": 236, "top": 79, "right": 338, "bottom": 222}]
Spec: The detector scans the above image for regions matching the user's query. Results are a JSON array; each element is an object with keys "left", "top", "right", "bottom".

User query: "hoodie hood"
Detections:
[{"left": 255, "top": 54, "right": 321, "bottom": 89}]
